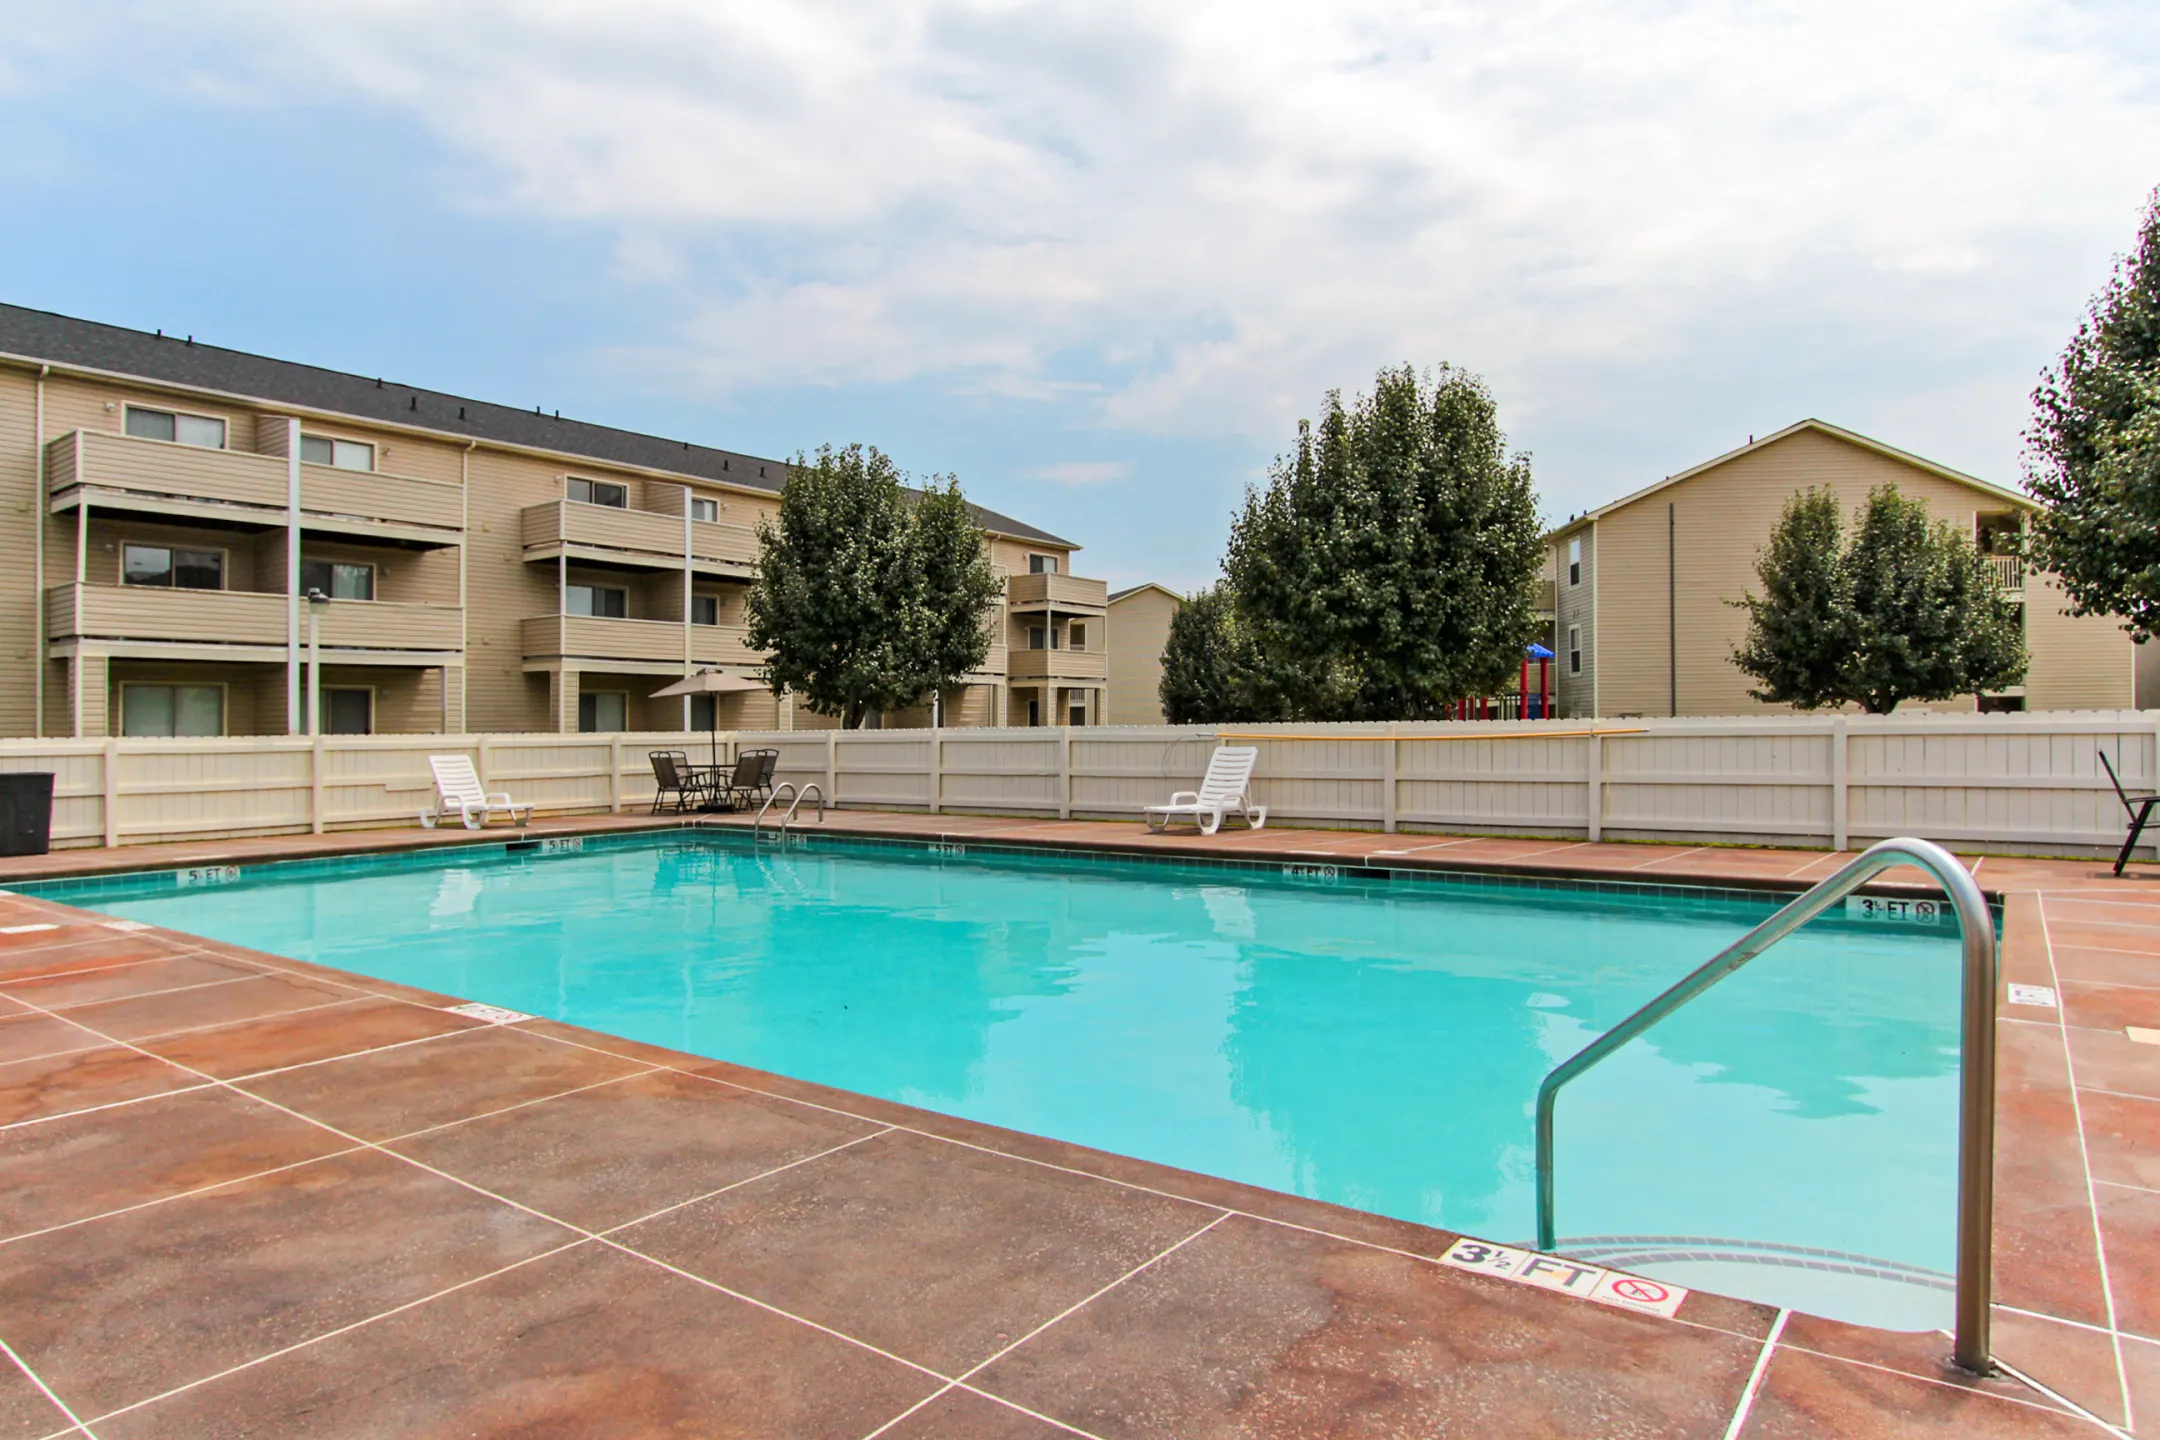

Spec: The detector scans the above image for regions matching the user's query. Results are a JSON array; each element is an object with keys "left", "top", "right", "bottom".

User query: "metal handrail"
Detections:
[
  {"left": 752, "top": 783, "right": 797, "bottom": 841},
  {"left": 1533, "top": 837, "right": 1998, "bottom": 1374},
  {"left": 781, "top": 782, "right": 825, "bottom": 832}
]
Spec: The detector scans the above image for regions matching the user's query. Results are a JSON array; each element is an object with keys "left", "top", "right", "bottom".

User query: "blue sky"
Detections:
[{"left": 5, "top": 2, "right": 2159, "bottom": 592}]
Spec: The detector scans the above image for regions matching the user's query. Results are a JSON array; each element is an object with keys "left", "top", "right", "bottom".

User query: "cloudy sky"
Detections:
[{"left": 5, "top": 2, "right": 2158, "bottom": 590}]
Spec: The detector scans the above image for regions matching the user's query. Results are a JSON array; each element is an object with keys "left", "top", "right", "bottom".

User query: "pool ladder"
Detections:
[
  {"left": 1533, "top": 837, "right": 1998, "bottom": 1374},
  {"left": 752, "top": 782, "right": 824, "bottom": 842}
]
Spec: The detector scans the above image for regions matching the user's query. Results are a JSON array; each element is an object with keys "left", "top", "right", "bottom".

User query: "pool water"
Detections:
[{"left": 52, "top": 833, "right": 1972, "bottom": 1329}]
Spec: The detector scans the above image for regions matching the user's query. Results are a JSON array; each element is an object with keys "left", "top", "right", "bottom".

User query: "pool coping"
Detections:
[{"left": 0, "top": 809, "right": 2152, "bottom": 1435}]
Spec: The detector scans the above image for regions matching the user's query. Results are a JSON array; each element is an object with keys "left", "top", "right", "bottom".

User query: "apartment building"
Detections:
[
  {"left": 1548, "top": 419, "right": 2139, "bottom": 718},
  {"left": 1103, "top": 583, "right": 1182, "bottom": 725},
  {"left": 0, "top": 304, "right": 1108, "bottom": 738}
]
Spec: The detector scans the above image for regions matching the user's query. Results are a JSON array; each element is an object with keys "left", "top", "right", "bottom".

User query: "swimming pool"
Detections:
[{"left": 30, "top": 830, "right": 1975, "bottom": 1330}]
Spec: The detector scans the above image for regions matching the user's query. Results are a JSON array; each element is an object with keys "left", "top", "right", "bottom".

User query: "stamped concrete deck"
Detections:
[{"left": 0, "top": 811, "right": 2154, "bottom": 1437}]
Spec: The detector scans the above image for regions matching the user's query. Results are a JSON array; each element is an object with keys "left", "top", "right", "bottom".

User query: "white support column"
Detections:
[
  {"left": 1382, "top": 724, "right": 1398, "bottom": 834},
  {"left": 1058, "top": 726, "right": 1072, "bottom": 819},
  {"left": 1585, "top": 731, "right": 1603, "bottom": 843},
  {"left": 1831, "top": 715, "right": 1849, "bottom": 852},
  {"left": 285, "top": 417, "right": 302, "bottom": 734},
  {"left": 32, "top": 365, "right": 47, "bottom": 738},
  {"left": 682, "top": 485, "right": 694, "bottom": 732},
  {"left": 458, "top": 441, "right": 472, "bottom": 734}
]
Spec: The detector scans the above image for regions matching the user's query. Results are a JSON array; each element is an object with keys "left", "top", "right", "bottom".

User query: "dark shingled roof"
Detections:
[{"left": 0, "top": 302, "right": 1072, "bottom": 547}]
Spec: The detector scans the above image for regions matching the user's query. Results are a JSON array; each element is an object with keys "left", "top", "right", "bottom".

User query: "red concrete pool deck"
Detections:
[{"left": 0, "top": 813, "right": 2153, "bottom": 1437}]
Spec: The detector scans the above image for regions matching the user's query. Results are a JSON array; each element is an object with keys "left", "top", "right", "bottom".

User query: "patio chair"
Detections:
[
  {"left": 1145, "top": 746, "right": 1268, "bottom": 836},
  {"left": 421, "top": 754, "right": 533, "bottom": 830},
  {"left": 649, "top": 750, "right": 706, "bottom": 814},
  {"left": 711, "top": 748, "right": 780, "bottom": 812},
  {"left": 2099, "top": 752, "right": 2159, "bottom": 876}
]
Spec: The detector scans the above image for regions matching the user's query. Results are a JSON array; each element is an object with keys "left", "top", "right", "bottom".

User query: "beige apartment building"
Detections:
[
  {"left": 1548, "top": 419, "right": 2142, "bottom": 719},
  {"left": 0, "top": 305, "right": 1108, "bottom": 738},
  {"left": 1104, "top": 583, "right": 1182, "bottom": 725}
]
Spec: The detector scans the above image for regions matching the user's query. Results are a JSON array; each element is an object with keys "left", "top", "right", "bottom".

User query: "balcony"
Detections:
[
  {"left": 46, "top": 430, "right": 463, "bottom": 547},
  {"left": 47, "top": 584, "right": 462, "bottom": 663},
  {"left": 1986, "top": 554, "right": 2025, "bottom": 593},
  {"left": 1008, "top": 647, "right": 1107, "bottom": 682},
  {"left": 522, "top": 615, "right": 761, "bottom": 673},
  {"left": 1007, "top": 572, "right": 1108, "bottom": 613},
  {"left": 522, "top": 501, "right": 761, "bottom": 576}
]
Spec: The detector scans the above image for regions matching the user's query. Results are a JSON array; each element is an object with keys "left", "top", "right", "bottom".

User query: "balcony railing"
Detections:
[
  {"left": 522, "top": 500, "right": 761, "bottom": 572},
  {"left": 1008, "top": 647, "right": 1108, "bottom": 681},
  {"left": 47, "top": 584, "right": 462, "bottom": 654},
  {"left": 1007, "top": 572, "right": 1108, "bottom": 612},
  {"left": 522, "top": 614, "right": 760, "bottom": 668},
  {"left": 1986, "top": 554, "right": 2025, "bottom": 592},
  {"left": 46, "top": 430, "right": 463, "bottom": 541}
]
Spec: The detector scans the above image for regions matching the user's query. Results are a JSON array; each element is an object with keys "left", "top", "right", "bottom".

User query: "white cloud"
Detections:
[
  {"left": 48, "top": 0, "right": 2160, "bottom": 498},
  {"left": 1023, "top": 460, "right": 1131, "bottom": 486}
]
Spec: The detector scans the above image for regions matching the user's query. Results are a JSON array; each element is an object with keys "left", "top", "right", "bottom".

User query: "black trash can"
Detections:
[{"left": 0, "top": 773, "right": 55, "bottom": 857}]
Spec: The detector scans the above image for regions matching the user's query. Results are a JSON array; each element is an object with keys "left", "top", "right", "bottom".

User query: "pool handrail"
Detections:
[
  {"left": 752, "top": 782, "right": 797, "bottom": 841},
  {"left": 782, "top": 782, "right": 825, "bottom": 833},
  {"left": 1532, "top": 836, "right": 1997, "bottom": 1374}
]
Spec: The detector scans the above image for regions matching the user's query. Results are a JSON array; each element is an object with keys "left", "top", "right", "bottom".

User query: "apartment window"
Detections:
[
  {"left": 1069, "top": 702, "right": 1087, "bottom": 727},
  {"left": 123, "top": 544, "right": 223, "bottom": 590},
  {"left": 124, "top": 406, "right": 226, "bottom": 449},
  {"left": 120, "top": 684, "right": 223, "bottom": 737},
  {"left": 691, "top": 594, "right": 720, "bottom": 626},
  {"left": 690, "top": 497, "right": 720, "bottom": 522},
  {"left": 1978, "top": 695, "right": 2026, "bottom": 714},
  {"left": 690, "top": 694, "right": 717, "bottom": 731},
  {"left": 299, "top": 559, "right": 375, "bottom": 601},
  {"left": 579, "top": 692, "right": 628, "bottom": 732},
  {"left": 300, "top": 434, "right": 375, "bottom": 471},
  {"left": 1567, "top": 537, "right": 1581, "bottom": 587},
  {"left": 1567, "top": 624, "right": 1582, "bottom": 676},
  {"left": 1028, "top": 554, "right": 1059, "bottom": 574},
  {"left": 1068, "top": 622, "right": 1087, "bottom": 651},
  {"left": 320, "top": 688, "right": 373, "bottom": 734},
  {"left": 1026, "top": 697, "right": 1041, "bottom": 726},
  {"left": 567, "top": 478, "right": 627, "bottom": 508},
  {"left": 565, "top": 585, "right": 627, "bottom": 618}
]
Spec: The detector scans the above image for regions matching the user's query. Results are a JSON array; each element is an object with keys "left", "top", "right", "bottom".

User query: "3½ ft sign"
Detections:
[
  {"left": 1845, "top": 896, "right": 1943, "bottom": 923},
  {"left": 1438, "top": 1237, "right": 1687, "bottom": 1319}
]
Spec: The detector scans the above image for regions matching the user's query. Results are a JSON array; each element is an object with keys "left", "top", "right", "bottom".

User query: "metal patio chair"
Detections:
[
  {"left": 710, "top": 748, "right": 780, "bottom": 812},
  {"left": 2099, "top": 752, "right": 2159, "bottom": 877},
  {"left": 649, "top": 750, "right": 707, "bottom": 814}
]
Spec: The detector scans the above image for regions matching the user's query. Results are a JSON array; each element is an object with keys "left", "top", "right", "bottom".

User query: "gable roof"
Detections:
[
  {"left": 1546, "top": 418, "right": 2032, "bottom": 542},
  {"left": 1107, "top": 582, "right": 1185, "bottom": 605},
  {"left": 0, "top": 302, "right": 1074, "bottom": 548}
]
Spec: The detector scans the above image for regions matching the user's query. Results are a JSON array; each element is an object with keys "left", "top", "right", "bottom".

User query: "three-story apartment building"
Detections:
[{"left": 0, "top": 305, "right": 1107, "bottom": 738}]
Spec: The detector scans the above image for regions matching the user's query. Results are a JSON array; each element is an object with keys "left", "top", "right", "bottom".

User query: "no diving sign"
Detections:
[{"left": 1439, "top": 1238, "right": 1687, "bottom": 1319}]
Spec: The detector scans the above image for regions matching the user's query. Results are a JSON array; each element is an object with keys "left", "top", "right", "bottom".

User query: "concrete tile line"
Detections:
[
  {"left": 2055, "top": 940, "right": 2160, "bottom": 960},
  {"left": 2037, "top": 893, "right": 2138, "bottom": 1434},
  {"left": 7, "top": 959, "right": 941, "bottom": 1428},
  {"left": 15, "top": 971, "right": 284, "bottom": 1014},
  {"left": 0, "top": 1079, "right": 221, "bottom": 1134},
  {"left": 0, "top": 1065, "right": 660, "bottom": 1251},
  {"left": 1992, "top": 1357, "right": 2136, "bottom": 1438},
  {"left": 1770, "top": 1340, "right": 2125, "bottom": 1430},
  {"left": 1628, "top": 845, "right": 1714, "bottom": 870},
  {"left": 508, "top": 1019, "right": 1802, "bottom": 1348},
  {"left": 60, "top": 1239, "right": 592, "bottom": 1433},
  {"left": 1719, "top": 1308, "right": 1787, "bottom": 1440},
  {"left": 0, "top": 942, "right": 228, "bottom": 983},
  {"left": 0, "top": 995, "right": 370, "bottom": 1082},
  {"left": 0, "top": 1331, "right": 96, "bottom": 1439}
]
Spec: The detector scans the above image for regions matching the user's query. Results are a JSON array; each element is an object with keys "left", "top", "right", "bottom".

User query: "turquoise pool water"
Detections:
[{"left": 37, "top": 833, "right": 1972, "bottom": 1329}]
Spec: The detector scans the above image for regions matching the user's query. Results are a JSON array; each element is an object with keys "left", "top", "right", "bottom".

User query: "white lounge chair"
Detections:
[
  {"left": 1146, "top": 746, "right": 1268, "bottom": 836},
  {"left": 421, "top": 754, "right": 533, "bottom": 830}
]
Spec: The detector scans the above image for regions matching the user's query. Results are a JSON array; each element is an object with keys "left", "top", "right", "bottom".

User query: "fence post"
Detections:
[
  {"left": 102, "top": 738, "right": 120, "bottom": 849},
  {"left": 928, "top": 728, "right": 942, "bottom": 815},
  {"left": 476, "top": 736, "right": 490, "bottom": 793},
  {"left": 608, "top": 736, "right": 621, "bottom": 814},
  {"left": 311, "top": 734, "right": 326, "bottom": 835},
  {"left": 1831, "top": 716, "right": 1849, "bottom": 852},
  {"left": 825, "top": 731, "right": 838, "bottom": 808},
  {"left": 1585, "top": 731, "right": 1603, "bottom": 843},
  {"left": 1382, "top": 725, "right": 1398, "bottom": 834},
  {"left": 1059, "top": 728, "right": 1072, "bottom": 820}
]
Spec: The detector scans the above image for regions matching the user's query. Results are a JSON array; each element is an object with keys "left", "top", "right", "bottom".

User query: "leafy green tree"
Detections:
[
  {"left": 1158, "top": 585, "right": 1286, "bottom": 724},
  {"left": 1733, "top": 484, "right": 2026, "bottom": 714},
  {"left": 2027, "top": 189, "right": 2160, "bottom": 643},
  {"left": 1222, "top": 364, "right": 1546, "bottom": 720},
  {"left": 747, "top": 444, "right": 1002, "bottom": 727}
]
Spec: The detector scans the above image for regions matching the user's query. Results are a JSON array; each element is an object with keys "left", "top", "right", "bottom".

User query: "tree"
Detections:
[
  {"left": 1222, "top": 364, "right": 1546, "bottom": 720},
  {"left": 2027, "top": 188, "right": 2160, "bottom": 643},
  {"left": 746, "top": 444, "right": 1002, "bottom": 727},
  {"left": 1733, "top": 484, "right": 2026, "bottom": 714},
  {"left": 1158, "top": 585, "right": 1285, "bottom": 724}
]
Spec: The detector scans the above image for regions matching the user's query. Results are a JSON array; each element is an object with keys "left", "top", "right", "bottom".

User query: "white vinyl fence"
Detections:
[{"left": 0, "top": 712, "right": 2155, "bottom": 859}]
